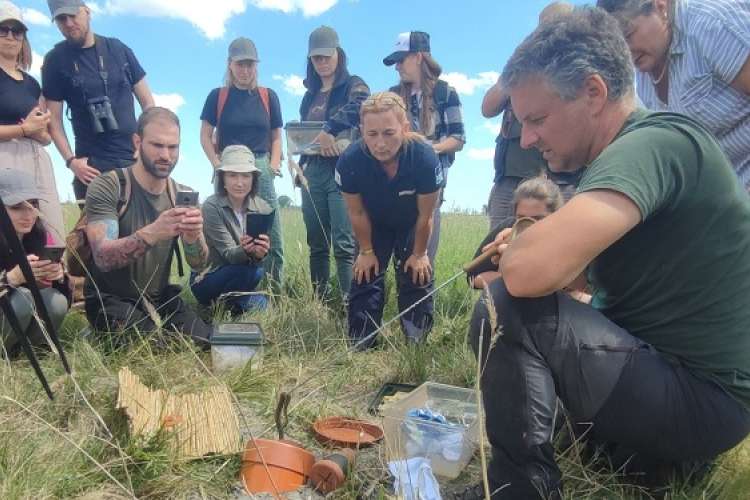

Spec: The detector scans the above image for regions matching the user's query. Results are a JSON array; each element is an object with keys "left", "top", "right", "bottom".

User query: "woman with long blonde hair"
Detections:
[
  {"left": 336, "top": 92, "right": 441, "bottom": 349},
  {"left": 384, "top": 31, "right": 466, "bottom": 261}
]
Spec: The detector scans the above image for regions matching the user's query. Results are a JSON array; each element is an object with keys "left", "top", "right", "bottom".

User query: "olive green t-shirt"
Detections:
[
  {"left": 580, "top": 109, "right": 750, "bottom": 406},
  {"left": 84, "top": 169, "right": 177, "bottom": 300}
]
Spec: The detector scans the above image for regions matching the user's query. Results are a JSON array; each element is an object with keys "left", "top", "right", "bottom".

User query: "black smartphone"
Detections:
[
  {"left": 176, "top": 190, "right": 199, "bottom": 206},
  {"left": 39, "top": 246, "right": 65, "bottom": 263},
  {"left": 246, "top": 210, "right": 276, "bottom": 239}
]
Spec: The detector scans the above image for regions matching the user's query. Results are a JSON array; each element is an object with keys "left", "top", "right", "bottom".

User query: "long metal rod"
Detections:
[{"left": 289, "top": 267, "right": 466, "bottom": 397}]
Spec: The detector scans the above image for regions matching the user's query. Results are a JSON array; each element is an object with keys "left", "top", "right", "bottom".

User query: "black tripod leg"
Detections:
[{"left": 0, "top": 293, "right": 54, "bottom": 399}]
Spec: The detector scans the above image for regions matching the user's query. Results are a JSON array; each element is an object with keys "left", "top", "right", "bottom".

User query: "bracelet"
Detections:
[
  {"left": 65, "top": 156, "right": 76, "bottom": 169},
  {"left": 412, "top": 251, "right": 428, "bottom": 259},
  {"left": 1, "top": 270, "right": 17, "bottom": 290},
  {"left": 19, "top": 123, "right": 27, "bottom": 137},
  {"left": 359, "top": 248, "right": 374, "bottom": 256}
]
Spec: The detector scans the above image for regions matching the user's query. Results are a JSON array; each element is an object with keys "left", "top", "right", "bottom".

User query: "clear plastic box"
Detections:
[
  {"left": 381, "top": 381, "right": 481, "bottom": 479},
  {"left": 210, "top": 322, "right": 264, "bottom": 373},
  {"left": 284, "top": 121, "right": 356, "bottom": 156}
]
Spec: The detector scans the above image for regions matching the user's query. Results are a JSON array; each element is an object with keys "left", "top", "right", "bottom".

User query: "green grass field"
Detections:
[{"left": 1, "top": 206, "right": 748, "bottom": 499}]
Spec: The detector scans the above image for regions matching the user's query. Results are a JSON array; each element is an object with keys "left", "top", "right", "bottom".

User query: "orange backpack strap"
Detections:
[
  {"left": 258, "top": 86, "right": 270, "bottom": 115},
  {"left": 214, "top": 86, "right": 230, "bottom": 154}
]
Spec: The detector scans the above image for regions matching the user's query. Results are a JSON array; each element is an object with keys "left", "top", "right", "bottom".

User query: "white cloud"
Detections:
[
  {"left": 483, "top": 120, "right": 501, "bottom": 137},
  {"left": 99, "top": 0, "right": 245, "bottom": 39},
  {"left": 154, "top": 93, "right": 186, "bottom": 113},
  {"left": 273, "top": 74, "right": 306, "bottom": 96},
  {"left": 251, "top": 0, "right": 342, "bottom": 16},
  {"left": 442, "top": 71, "right": 499, "bottom": 96},
  {"left": 97, "top": 0, "right": 342, "bottom": 40},
  {"left": 30, "top": 51, "right": 43, "bottom": 79},
  {"left": 21, "top": 8, "right": 49, "bottom": 26},
  {"left": 466, "top": 148, "right": 495, "bottom": 161}
]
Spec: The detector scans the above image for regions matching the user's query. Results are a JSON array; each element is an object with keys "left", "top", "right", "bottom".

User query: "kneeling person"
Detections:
[
  {"left": 84, "top": 107, "right": 211, "bottom": 345},
  {"left": 191, "top": 145, "right": 271, "bottom": 314},
  {"left": 468, "top": 8, "right": 750, "bottom": 500}
]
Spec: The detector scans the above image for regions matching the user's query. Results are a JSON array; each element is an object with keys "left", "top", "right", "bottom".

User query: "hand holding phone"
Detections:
[
  {"left": 246, "top": 210, "right": 276, "bottom": 239},
  {"left": 39, "top": 245, "right": 65, "bottom": 264},
  {"left": 176, "top": 190, "right": 199, "bottom": 207}
]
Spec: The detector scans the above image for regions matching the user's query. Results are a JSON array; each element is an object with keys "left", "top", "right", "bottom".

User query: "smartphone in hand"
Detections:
[
  {"left": 246, "top": 210, "right": 276, "bottom": 239},
  {"left": 39, "top": 246, "right": 65, "bottom": 263},
  {"left": 176, "top": 191, "right": 199, "bottom": 207}
]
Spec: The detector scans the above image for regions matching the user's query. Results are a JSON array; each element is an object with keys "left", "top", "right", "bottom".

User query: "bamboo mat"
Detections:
[{"left": 116, "top": 366, "right": 242, "bottom": 459}]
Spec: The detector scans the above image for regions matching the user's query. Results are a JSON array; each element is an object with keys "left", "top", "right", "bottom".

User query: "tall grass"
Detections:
[{"left": 0, "top": 206, "right": 747, "bottom": 499}]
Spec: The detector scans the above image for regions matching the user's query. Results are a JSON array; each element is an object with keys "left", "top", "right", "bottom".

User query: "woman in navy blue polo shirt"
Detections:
[{"left": 336, "top": 91, "right": 441, "bottom": 349}]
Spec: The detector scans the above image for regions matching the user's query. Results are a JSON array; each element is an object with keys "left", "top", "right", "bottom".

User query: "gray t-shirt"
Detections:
[{"left": 84, "top": 168, "right": 177, "bottom": 300}]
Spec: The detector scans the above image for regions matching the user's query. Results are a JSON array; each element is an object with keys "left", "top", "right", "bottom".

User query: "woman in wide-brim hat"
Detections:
[{"left": 191, "top": 145, "right": 273, "bottom": 315}]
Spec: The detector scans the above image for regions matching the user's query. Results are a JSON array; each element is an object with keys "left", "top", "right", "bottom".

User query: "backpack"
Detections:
[
  {"left": 213, "top": 86, "right": 272, "bottom": 155},
  {"left": 64, "top": 169, "right": 182, "bottom": 278}
]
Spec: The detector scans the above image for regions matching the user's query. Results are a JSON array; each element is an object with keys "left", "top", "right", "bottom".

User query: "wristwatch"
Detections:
[{"left": 65, "top": 156, "right": 76, "bottom": 169}]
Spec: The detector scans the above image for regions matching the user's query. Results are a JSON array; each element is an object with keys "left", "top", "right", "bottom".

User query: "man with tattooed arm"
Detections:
[{"left": 83, "top": 107, "right": 211, "bottom": 346}]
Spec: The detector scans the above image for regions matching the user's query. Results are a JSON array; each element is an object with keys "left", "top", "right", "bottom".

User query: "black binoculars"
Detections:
[{"left": 87, "top": 96, "right": 119, "bottom": 134}]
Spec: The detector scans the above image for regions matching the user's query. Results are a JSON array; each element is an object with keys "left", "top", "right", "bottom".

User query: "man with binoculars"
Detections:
[{"left": 42, "top": 0, "right": 154, "bottom": 203}]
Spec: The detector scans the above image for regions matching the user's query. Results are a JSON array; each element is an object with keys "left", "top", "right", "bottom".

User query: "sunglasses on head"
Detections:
[
  {"left": 0, "top": 25, "right": 26, "bottom": 41},
  {"left": 362, "top": 97, "right": 407, "bottom": 111}
]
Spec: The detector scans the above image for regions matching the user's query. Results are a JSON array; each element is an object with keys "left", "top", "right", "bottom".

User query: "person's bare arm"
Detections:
[
  {"left": 343, "top": 192, "right": 379, "bottom": 283},
  {"left": 433, "top": 136, "right": 464, "bottom": 155},
  {"left": 199, "top": 120, "right": 221, "bottom": 169},
  {"left": 133, "top": 78, "right": 155, "bottom": 110},
  {"left": 269, "top": 127, "right": 282, "bottom": 174},
  {"left": 500, "top": 190, "right": 641, "bottom": 297},
  {"left": 482, "top": 80, "right": 510, "bottom": 118},
  {"left": 46, "top": 99, "right": 74, "bottom": 161},
  {"left": 86, "top": 208, "right": 189, "bottom": 273}
]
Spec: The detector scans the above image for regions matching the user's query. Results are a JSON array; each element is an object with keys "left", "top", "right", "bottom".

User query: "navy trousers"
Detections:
[{"left": 348, "top": 223, "right": 434, "bottom": 349}]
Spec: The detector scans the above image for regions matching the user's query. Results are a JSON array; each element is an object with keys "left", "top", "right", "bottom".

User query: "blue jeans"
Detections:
[
  {"left": 190, "top": 264, "right": 267, "bottom": 312},
  {"left": 300, "top": 158, "right": 355, "bottom": 299}
]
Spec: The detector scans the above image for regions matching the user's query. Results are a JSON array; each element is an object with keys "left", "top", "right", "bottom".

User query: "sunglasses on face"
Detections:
[
  {"left": 0, "top": 25, "right": 26, "bottom": 41},
  {"left": 362, "top": 97, "right": 407, "bottom": 111}
]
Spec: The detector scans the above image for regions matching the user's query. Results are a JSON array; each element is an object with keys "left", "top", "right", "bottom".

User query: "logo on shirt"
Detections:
[
  {"left": 435, "top": 165, "right": 444, "bottom": 185},
  {"left": 398, "top": 189, "right": 416, "bottom": 196}
]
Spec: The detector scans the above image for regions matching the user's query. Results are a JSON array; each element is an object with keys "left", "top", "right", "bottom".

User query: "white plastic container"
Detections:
[
  {"left": 382, "top": 382, "right": 481, "bottom": 479},
  {"left": 210, "top": 323, "right": 264, "bottom": 373}
]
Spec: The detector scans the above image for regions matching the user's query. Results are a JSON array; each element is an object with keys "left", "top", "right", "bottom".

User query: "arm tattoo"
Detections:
[
  {"left": 88, "top": 220, "right": 153, "bottom": 272},
  {"left": 183, "top": 237, "right": 208, "bottom": 271}
]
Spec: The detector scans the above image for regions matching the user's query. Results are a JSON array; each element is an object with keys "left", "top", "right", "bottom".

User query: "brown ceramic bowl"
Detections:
[{"left": 312, "top": 417, "right": 383, "bottom": 449}]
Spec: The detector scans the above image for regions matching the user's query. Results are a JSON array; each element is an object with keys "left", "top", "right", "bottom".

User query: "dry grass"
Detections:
[{"left": 0, "top": 206, "right": 748, "bottom": 499}]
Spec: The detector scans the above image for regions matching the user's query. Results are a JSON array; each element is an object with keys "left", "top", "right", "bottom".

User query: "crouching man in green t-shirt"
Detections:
[
  {"left": 83, "top": 107, "right": 211, "bottom": 347},
  {"left": 466, "top": 8, "right": 750, "bottom": 500}
]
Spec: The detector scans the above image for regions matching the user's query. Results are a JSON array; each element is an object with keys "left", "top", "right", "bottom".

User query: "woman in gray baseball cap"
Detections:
[
  {"left": 0, "top": 1, "right": 65, "bottom": 245},
  {"left": 199, "top": 37, "right": 285, "bottom": 290},
  {"left": 297, "top": 26, "right": 369, "bottom": 306},
  {"left": 0, "top": 168, "right": 70, "bottom": 357},
  {"left": 190, "top": 145, "right": 273, "bottom": 315}
]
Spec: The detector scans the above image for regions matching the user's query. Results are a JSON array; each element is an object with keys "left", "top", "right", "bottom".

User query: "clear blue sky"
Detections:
[{"left": 21, "top": 0, "right": 590, "bottom": 212}]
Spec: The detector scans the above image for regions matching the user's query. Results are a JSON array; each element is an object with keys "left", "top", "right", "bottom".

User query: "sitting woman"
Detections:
[
  {"left": 191, "top": 146, "right": 272, "bottom": 315},
  {"left": 0, "top": 169, "right": 70, "bottom": 356},
  {"left": 468, "top": 175, "right": 564, "bottom": 289}
]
